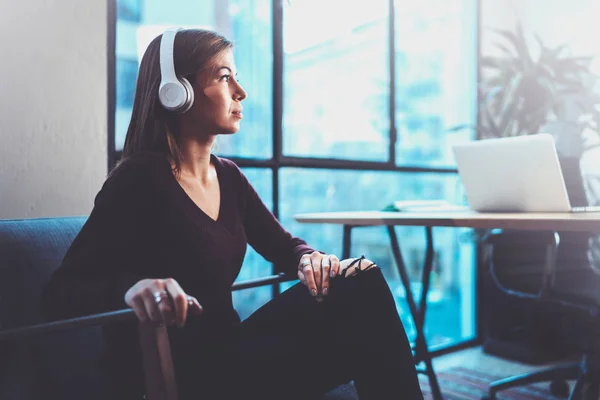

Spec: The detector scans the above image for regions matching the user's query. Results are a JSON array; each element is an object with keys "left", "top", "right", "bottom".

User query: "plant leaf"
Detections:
[
  {"left": 447, "top": 124, "right": 477, "bottom": 133},
  {"left": 481, "top": 100, "right": 501, "bottom": 138},
  {"left": 490, "top": 27, "right": 530, "bottom": 71}
]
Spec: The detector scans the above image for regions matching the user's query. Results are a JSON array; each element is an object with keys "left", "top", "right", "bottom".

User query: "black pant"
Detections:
[{"left": 173, "top": 267, "right": 423, "bottom": 400}]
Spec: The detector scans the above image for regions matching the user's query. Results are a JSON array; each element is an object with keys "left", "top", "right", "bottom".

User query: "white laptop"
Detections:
[{"left": 452, "top": 134, "right": 599, "bottom": 213}]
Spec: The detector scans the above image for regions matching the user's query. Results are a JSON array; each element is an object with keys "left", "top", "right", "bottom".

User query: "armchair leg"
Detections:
[
  {"left": 585, "top": 382, "right": 600, "bottom": 400},
  {"left": 138, "top": 323, "right": 179, "bottom": 400},
  {"left": 567, "top": 379, "right": 600, "bottom": 400},
  {"left": 487, "top": 362, "right": 581, "bottom": 399}
]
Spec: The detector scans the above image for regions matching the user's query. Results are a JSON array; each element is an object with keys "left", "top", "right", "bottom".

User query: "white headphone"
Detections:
[{"left": 158, "top": 27, "right": 194, "bottom": 114}]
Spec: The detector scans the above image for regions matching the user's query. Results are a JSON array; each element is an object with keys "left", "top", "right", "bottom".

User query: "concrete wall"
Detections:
[{"left": 0, "top": 0, "right": 107, "bottom": 219}]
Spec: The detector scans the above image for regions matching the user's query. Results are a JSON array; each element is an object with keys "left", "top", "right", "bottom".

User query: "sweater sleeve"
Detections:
[
  {"left": 237, "top": 167, "right": 318, "bottom": 276},
  {"left": 41, "top": 158, "right": 155, "bottom": 321}
]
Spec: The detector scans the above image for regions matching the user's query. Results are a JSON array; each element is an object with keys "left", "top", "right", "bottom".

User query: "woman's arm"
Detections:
[
  {"left": 236, "top": 164, "right": 378, "bottom": 300},
  {"left": 238, "top": 169, "right": 316, "bottom": 277},
  {"left": 41, "top": 159, "right": 154, "bottom": 320}
]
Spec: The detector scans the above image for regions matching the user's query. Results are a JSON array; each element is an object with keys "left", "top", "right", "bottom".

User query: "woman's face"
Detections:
[{"left": 189, "top": 49, "right": 247, "bottom": 135}]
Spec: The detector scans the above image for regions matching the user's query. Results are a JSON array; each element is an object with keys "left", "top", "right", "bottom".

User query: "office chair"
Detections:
[{"left": 480, "top": 229, "right": 600, "bottom": 400}]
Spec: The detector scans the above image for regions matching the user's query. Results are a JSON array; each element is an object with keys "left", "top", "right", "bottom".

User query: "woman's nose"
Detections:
[{"left": 234, "top": 82, "right": 247, "bottom": 101}]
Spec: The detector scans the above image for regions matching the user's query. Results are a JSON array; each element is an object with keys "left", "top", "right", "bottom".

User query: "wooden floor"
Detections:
[
  {"left": 431, "top": 345, "right": 577, "bottom": 396},
  {"left": 432, "top": 345, "right": 556, "bottom": 375}
]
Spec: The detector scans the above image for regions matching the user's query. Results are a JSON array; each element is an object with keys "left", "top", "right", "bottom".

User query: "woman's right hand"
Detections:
[{"left": 124, "top": 278, "right": 203, "bottom": 327}]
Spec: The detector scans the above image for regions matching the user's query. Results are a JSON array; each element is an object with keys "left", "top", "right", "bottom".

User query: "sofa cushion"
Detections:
[{"left": 0, "top": 217, "right": 111, "bottom": 400}]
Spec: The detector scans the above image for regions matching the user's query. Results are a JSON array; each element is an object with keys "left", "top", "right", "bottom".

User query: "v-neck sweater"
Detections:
[{"left": 42, "top": 153, "right": 316, "bottom": 332}]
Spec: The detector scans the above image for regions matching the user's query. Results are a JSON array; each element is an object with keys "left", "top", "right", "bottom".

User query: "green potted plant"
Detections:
[{"left": 453, "top": 21, "right": 600, "bottom": 156}]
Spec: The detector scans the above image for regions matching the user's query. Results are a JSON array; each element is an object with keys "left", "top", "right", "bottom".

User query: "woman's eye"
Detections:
[{"left": 220, "top": 75, "right": 231, "bottom": 82}]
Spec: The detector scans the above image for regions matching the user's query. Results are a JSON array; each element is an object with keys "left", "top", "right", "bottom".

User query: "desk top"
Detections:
[{"left": 294, "top": 210, "right": 600, "bottom": 232}]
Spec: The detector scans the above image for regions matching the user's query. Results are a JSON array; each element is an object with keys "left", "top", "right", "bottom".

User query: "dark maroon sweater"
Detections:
[{"left": 42, "top": 153, "right": 315, "bottom": 331}]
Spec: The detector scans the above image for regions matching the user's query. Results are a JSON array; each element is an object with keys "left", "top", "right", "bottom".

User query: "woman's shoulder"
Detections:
[
  {"left": 109, "top": 153, "right": 169, "bottom": 179},
  {"left": 212, "top": 154, "right": 248, "bottom": 185},
  {"left": 102, "top": 153, "right": 169, "bottom": 195},
  {"left": 212, "top": 154, "right": 239, "bottom": 171}
]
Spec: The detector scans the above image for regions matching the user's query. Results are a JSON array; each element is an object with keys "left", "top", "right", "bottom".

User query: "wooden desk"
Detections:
[
  {"left": 294, "top": 210, "right": 600, "bottom": 400},
  {"left": 295, "top": 210, "right": 600, "bottom": 232}
]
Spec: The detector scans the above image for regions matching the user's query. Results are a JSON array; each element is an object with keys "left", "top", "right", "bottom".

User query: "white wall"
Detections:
[{"left": 0, "top": 0, "right": 107, "bottom": 219}]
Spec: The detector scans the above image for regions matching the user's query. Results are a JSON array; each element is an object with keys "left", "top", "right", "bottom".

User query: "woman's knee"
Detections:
[
  {"left": 330, "top": 260, "right": 396, "bottom": 306},
  {"left": 330, "top": 259, "right": 390, "bottom": 297}
]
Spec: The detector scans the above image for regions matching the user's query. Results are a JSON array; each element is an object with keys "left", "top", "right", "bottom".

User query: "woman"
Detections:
[{"left": 42, "top": 28, "right": 423, "bottom": 400}]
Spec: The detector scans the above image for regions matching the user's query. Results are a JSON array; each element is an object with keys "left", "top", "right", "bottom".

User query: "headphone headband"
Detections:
[{"left": 159, "top": 28, "right": 180, "bottom": 84}]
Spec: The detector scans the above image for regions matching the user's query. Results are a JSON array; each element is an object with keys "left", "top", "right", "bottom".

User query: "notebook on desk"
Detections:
[
  {"left": 452, "top": 134, "right": 600, "bottom": 213},
  {"left": 383, "top": 200, "right": 469, "bottom": 212}
]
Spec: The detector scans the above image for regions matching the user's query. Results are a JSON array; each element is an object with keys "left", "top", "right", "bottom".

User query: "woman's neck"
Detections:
[{"left": 176, "top": 134, "right": 217, "bottom": 183}]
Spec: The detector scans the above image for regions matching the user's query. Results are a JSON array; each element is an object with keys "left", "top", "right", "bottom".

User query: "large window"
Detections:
[{"left": 111, "top": 0, "right": 478, "bottom": 349}]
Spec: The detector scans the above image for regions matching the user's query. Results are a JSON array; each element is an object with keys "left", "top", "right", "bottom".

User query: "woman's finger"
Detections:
[
  {"left": 164, "top": 278, "right": 187, "bottom": 327},
  {"left": 297, "top": 269, "right": 306, "bottom": 285},
  {"left": 329, "top": 254, "right": 340, "bottom": 279},
  {"left": 301, "top": 256, "right": 318, "bottom": 297},
  {"left": 131, "top": 296, "right": 150, "bottom": 323},
  {"left": 155, "top": 290, "right": 176, "bottom": 325},
  {"left": 310, "top": 252, "right": 323, "bottom": 296},
  {"left": 142, "top": 288, "right": 165, "bottom": 324},
  {"left": 321, "top": 256, "right": 331, "bottom": 297},
  {"left": 186, "top": 296, "right": 204, "bottom": 316}
]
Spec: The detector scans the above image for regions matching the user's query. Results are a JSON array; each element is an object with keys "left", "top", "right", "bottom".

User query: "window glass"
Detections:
[
  {"left": 279, "top": 168, "right": 476, "bottom": 347},
  {"left": 394, "top": 0, "right": 477, "bottom": 166},
  {"left": 282, "top": 0, "right": 390, "bottom": 161}
]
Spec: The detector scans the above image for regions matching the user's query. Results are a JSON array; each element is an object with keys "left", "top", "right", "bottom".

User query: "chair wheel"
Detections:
[{"left": 550, "top": 379, "right": 570, "bottom": 398}]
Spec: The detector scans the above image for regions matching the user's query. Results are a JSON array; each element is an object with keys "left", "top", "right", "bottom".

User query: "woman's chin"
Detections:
[{"left": 221, "top": 124, "right": 241, "bottom": 135}]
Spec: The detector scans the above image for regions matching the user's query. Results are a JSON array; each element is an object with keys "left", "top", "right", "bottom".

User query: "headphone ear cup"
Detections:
[
  {"left": 177, "top": 77, "right": 194, "bottom": 114},
  {"left": 158, "top": 80, "right": 186, "bottom": 112}
]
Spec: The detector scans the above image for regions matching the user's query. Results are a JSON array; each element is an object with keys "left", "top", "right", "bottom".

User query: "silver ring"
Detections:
[
  {"left": 186, "top": 296, "right": 194, "bottom": 306},
  {"left": 154, "top": 291, "right": 168, "bottom": 304},
  {"left": 302, "top": 260, "right": 311, "bottom": 267}
]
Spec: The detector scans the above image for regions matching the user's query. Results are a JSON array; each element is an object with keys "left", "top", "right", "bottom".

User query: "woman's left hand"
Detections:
[{"left": 297, "top": 251, "right": 340, "bottom": 302}]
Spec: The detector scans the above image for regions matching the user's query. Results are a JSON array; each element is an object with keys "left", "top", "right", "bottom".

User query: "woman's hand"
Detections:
[
  {"left": 298, "top": 254, "right": 379, "bottom": 301},
  {"left": 297, "top": 251, "right": 340, "bottom": 302},
  {"left": 124, "top": 278, "right": 203, "bottom": 327}
]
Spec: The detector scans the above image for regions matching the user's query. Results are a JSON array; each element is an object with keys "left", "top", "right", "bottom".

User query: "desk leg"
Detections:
[
  {"left": 387, "top": 226, "right": 443, "bottom": 400},
  {"left": 418, "top": 227, "right": 435, "bottom": 331}
]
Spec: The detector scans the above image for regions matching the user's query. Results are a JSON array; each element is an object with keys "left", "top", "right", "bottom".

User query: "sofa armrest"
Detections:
[
  {"left": 0, "top": 273, "right": 294, "bottom": 400},
  {"left": 139, "top": 323, "right": 178, "bottom": 400},
  {"left": 232, "top": 272, "right": 295, "bottom": 291}
]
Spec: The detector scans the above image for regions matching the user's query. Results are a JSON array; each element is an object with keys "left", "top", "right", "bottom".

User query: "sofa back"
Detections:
[{"left": 0, "top": 217, "right": 111, "bottom": 400}]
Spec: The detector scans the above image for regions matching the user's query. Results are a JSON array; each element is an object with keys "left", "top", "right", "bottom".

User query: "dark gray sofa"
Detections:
[{"left": 0, "top": 216, "right": 357, "bottom": 400}]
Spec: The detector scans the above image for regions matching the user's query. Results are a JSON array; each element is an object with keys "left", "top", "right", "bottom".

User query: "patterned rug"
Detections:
[{"left": 419, "top": 366, "right": 564, "bottom": 400}]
